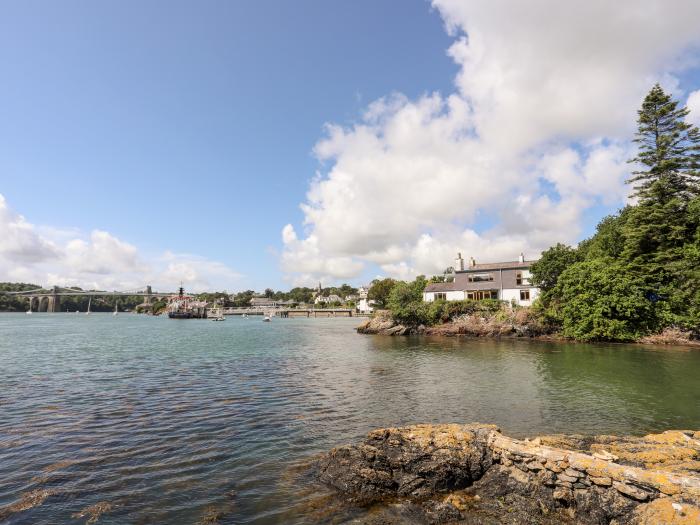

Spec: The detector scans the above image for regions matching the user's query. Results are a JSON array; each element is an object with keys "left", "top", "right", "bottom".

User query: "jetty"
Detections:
[{"left": 218, "top": 307, "right": 364, "bottom": 317}]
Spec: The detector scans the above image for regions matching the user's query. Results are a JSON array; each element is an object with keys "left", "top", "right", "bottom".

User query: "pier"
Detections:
[{"left": 220, "top": 307, "right": 363, "bottom": 317}]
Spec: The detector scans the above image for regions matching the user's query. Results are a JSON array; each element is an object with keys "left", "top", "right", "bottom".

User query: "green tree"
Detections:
[
  {"left": 627, "top": 83, "right": 700, "bottom": 202},
  {"left": 578, "top": 211, "right": 629, "bottom": 260},
  {"left": 529, "top": 243, "right": 582, "bottom": 295},
  {"left": 553, "top": 260, "right": 658, "bottom": 341},
  {"left": 230, "top": 290, "right": 255, "bottom": 307},
  {"left": 367, "top": 278, "right": 396, "bottom": 308},
  {"left": 386, "top": 276, "right": 429, "bottom": 325}
]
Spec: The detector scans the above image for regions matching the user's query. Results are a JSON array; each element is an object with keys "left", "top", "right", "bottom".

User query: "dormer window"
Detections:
[{"left": 467, "top": 273, "right": 494, "bottom": 282}]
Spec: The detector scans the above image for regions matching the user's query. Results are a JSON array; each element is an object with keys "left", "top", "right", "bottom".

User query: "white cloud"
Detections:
[
  {"left": 688, "top": 89, "right": 700, "bottom": 126},
  {"left": 281, "top": 0, "right": 700, "bottom": 283},
  {"left": 64, "top": 230, "right": 144, "bottom": 275},
  {"left": 157, "top": 251, "right": 242, "bottom": 292},
  {"left": 0, "top": 194, "right": 59, "bottom": 263},
  {"left": 0, "top": 194, "right": 241, "bottom": 292}
]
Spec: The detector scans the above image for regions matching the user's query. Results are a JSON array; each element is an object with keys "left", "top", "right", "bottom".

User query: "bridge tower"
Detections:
[
  {"left": 144, "top": 285, "right": 153, "bottom": 305},
  {"left": 47, "top": 286, "right": 61, "bottom": 313}
]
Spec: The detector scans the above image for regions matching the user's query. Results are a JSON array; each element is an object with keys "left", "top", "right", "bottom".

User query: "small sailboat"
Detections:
[
  {"left": 113, "top": 300, "right": 118, "bottom": 316},
  {"left": 86, "top": 296, "right": 91, "bottom": 315},
  {"left": 263, "top": 312, "right": 271, "bottom": 322},
  {"left": 242, "top": 313, "right": 248, "bottom": 319},
  {"left": 210, "top": 307, "right": 225, "bottom": 321},
  {"left": 26, "top": 309, "right": 32, "bottom": 315}
]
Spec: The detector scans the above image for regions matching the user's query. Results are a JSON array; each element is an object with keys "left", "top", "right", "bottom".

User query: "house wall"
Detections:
[
  {"left": 358, "top": 298, "right": 374, "bottom": 313},
  {"left": 423, "top": 290, "right": 465, "bottom": 302},
  {"left": 500, "top": 287, "right": 539, "bottom": 306}
]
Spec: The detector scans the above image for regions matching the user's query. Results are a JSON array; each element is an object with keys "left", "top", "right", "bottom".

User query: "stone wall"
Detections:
[{"left": 489, "top": 431, "right": 700, "bottom": 520}]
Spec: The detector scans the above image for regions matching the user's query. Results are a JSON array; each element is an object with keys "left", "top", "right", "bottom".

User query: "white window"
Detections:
[
  {"left": 516, "top": 271, "right": 531, "bottom": 286},
  {"left": 434, "top": 292, "right": 447, "bottom": 301},
  {"left": 466, "top": 290, "right": 498, "bottom": 300}
]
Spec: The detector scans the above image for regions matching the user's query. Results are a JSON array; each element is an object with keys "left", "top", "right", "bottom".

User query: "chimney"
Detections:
[
  {"left": 518, "top": 252, "right": 525, "bottom": 263},
  {"left": 469, "top": 256, "right": 476, "bottom": 268},
  {"left": 455, "top": 252, "right": 464, "bottom": 271}
]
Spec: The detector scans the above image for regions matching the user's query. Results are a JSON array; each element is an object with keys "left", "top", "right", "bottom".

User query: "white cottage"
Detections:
[{"left": 423, "top": 253, "right": 540, "bottom": 307}]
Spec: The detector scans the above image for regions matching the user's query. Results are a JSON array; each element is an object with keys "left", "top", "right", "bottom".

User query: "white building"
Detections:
[
  {"left": 357, "top": 285, "right": 375, "bottom": 313},
  {"left": 423, "top": 253, "right": 540, "bottom": 307},
  {"left": 314, "top": 294, "right": 342, "bottom": 305}
]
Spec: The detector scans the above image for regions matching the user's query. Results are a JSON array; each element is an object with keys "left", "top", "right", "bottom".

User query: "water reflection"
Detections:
[{"left": 0, "top": 314, "right": 698, "bottom": 524}]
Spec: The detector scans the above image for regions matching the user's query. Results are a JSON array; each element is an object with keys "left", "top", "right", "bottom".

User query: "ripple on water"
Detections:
[{"left": 0, "top": 314, "right": 699, "bottom": 523}]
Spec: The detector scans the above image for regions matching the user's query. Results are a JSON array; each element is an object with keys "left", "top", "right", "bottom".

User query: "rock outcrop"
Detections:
[
  {"left": 356, "top": 310, "right": 546, "bottom": 338},
  {"left": 314, "top": 424, "right": 700, "bottom": 524}
]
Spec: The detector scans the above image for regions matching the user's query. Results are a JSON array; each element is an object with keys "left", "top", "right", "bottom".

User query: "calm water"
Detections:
[{"left": 1, "top": 313, "right": 699, "bottom": 524}]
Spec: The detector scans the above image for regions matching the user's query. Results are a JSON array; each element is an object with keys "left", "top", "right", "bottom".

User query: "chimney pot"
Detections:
[
  {"left": 455, "top": 252, "right": 464, "bottom": 271},
  {"left": 518, "top": 252, "right": 525, "bottom": 263}
]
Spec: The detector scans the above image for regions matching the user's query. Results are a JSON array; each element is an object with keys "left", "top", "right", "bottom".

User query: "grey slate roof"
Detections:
[
  {"left": 424, "top": 282, "right": 461, "bottom": 292},
  {"left": 459, "top": 260, "right": 532, "bottom": 272}
]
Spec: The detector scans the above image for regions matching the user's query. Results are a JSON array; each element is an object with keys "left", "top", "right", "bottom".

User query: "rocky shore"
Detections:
[
  {"left": 356, "top": 310, "right": 549, "bottom": 338},
  {"left": 357, "top": 311, "right": 700, "bottom": 345},
  {"left": 313, "top": 424, "right": 700, "bottom": 524}
]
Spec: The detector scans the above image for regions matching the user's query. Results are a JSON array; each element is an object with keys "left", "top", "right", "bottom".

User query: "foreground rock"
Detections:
[{"left": 314, "top": 424, "right": 700, "bottom": 524}]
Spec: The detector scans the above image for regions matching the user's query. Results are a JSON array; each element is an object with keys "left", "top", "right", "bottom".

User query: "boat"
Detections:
[
  {"left": 169, "top": 311, "right": 194, "bottom": 319},
  {"left": 167, "top": 286, "right": 203, "bottom": 319},
  {"left": 113, "top": 300, "right": 118, "bottom": 316},
  {"left": 26, "top": 310, "right": 32, "bottom": 315},
  {"left": 210, "top": 307, "right": 225, "bottom": 321},
  {"left": 263, "top": 313, "right": 271, "bottom": 322},
  {"left": 242, "top": 313, "right": 248, "bottom": 319},
  {"left": 86, "top": 296, "right": 91, "bottom": 315}
]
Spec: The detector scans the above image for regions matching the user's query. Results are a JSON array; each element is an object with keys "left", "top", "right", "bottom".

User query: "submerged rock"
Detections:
[{"left": 313, "top": 423, "right": 700, "bottom": 524}]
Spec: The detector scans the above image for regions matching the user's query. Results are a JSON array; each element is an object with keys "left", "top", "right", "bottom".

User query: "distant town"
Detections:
[{"left": 0, "top": 281, "right": 376, "bottom": 315}]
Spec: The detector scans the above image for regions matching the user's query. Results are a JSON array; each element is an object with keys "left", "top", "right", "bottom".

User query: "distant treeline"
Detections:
[{"left": 226, "top": 284, "right": 359, "bottom": 307}]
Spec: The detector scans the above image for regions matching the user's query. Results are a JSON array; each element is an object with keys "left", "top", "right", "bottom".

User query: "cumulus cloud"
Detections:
[
  {"left": 0, "top": 194, "right": 59, "bottom": 263},
  {"left": 0, "top": 194, "right": 241, "bottom": 292},
  {"left": 281, "top": 0, "right": 700, "bottom": 283},
  {"left": 688, "top": 90, "right": 700, "bottom": 126}
]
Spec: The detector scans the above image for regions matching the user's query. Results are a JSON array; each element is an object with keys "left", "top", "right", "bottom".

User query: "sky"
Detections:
[{"left": 2, "top": 0, "right": 700, "bottom": 293}]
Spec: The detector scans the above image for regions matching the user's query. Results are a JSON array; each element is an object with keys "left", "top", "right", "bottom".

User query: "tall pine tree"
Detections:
[{"left": 628, "top": 84, "right": 700, "bottom": 202}]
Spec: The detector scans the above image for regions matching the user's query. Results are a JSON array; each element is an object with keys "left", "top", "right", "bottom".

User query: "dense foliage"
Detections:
[
  {"left": 531, "top": 85, "right": 700, "bottom": 341},
  {"left": 368, "top": 278, "right": 396, "bottom": 308},
  {"left": 0, "top": 283, "right": 41, "bottom": 311}
]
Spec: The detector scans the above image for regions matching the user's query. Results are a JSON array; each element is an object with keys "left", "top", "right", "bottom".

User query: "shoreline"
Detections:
[{"left": 356, "top": 312, "right": 700, "bottom": 348}]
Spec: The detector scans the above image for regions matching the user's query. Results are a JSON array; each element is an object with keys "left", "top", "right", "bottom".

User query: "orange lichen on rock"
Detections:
[{"left": 630, "top": 498, "right": 700, "bottom": 524}]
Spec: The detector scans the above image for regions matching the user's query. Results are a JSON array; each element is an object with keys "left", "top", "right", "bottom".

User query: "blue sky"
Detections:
[
  {"left": 2, "top": 1, "right": 700, "bottom": 292},
  {"left": 0, "top": 1, "right": 454, "bottom": 290}
]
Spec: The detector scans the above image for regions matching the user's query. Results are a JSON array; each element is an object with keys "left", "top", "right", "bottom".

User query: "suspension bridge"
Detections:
[{"left": 1, "top": 285, "right": 178, "bottom": 313}]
